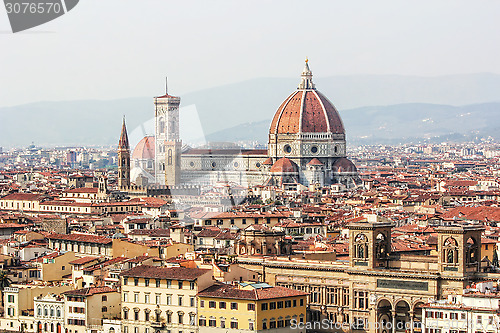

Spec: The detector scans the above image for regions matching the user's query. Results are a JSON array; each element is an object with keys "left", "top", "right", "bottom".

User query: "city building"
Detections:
[
  {"left": 128, "top": 60, "right": 360, "bottom": 189},
  {"left": 423, "top": 281, "right": 500, "bottom": 333},
  {"left": 197, "top": 282, "right": 308, "bottom": 333},
  {"left": 63, "top": 286, "right": 120, "bottom": 333},
  {"left": 34, "top": 293, "right": 65, "bottom": 333},
  {"left": 120, "top": 265, "right": 214, "bottom": 333},
  {"left": 238, "top": 221, "right": 487, "bottom": 333}
]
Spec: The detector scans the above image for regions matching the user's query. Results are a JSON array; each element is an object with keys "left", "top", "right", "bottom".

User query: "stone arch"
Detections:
[
  {"left": 443, "top": 236, "right": 459, "bottom": 264},
  {"left": 466, "top": 236, "right": 478, "bottom": 264},
  {"left": 354, "top": 233, "right": 368, "bottom": 260},
  {"left": 412, "top": 301, "right": 425, "bottom": 331},
  {"left": 394, "top": 299, "right": 411, "bottom": 332},
  {"left": 377, "top": 298, "right": 393, "bottom": 333},
  {"left": 376, "top": 232, "right": 389, "bottom": 259}
]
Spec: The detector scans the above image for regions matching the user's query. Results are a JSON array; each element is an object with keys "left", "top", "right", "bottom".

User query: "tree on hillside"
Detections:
[
  {"left": 0, "top": 270, "right": 12, "bottom": 291},
  {"left": 493, "top": 250, "right": 499, "bottom": 268}
]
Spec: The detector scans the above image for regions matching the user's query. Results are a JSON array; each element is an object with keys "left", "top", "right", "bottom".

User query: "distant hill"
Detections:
[
  {"left": 205, "top": 102, "right": 500, "bottom": 145},
  {"left": 1, "top": 73, "right": 500, "bottom": 147}
]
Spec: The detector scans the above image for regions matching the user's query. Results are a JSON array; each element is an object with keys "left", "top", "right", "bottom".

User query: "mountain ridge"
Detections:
[{"left": 2, "top": 73, "right": 500, "bottom": 147}]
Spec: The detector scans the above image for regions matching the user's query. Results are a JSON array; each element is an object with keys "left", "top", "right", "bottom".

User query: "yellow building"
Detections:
[
  {"left": 1, "top": 284, "right": 73, "bottom": 332},
  {"left": 481, "top": 237, "right": 497, "bottom": 262},
  {"left": 112, "top": 238, "right": 194, "bottom": 260},
  {"left": 120, "top": 265, "right": 214, "bottom": 333},
  {"left": 63, "top": 286, "right": 121, "bottom": 333},
  {"left": 34, "top": 251, "right": 78, "bottom": 282},
  {"left": 197, "top": 282, "right": 307, "bottom": 333}
]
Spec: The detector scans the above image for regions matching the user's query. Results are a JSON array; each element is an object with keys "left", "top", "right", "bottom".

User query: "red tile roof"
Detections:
[
  {"left": 69, "top": 256, "right": 101, "bottom": 265},
  {"left": 271, "top": 158, "right": 298, "bottom": 173},
  {"left": 65, "top": 188, "right": 98, "bottom": 194},
  {"left": 63, "top": 286, "right": 116, "bottom": 297},
  {"left": 1, "top": 193, "right": 44, "bottom": 201},
  {"left": 132, "top": 136, "right": 155, "bottom": 160},
  {"left": 120, "top": 265, "right": 210, "bottom": 281},
  {"left": 198, "top": 283, "right": 307, "bottom": 300},
  {"left": 47, "top": 233, "right": 112, "bottom": 245}
]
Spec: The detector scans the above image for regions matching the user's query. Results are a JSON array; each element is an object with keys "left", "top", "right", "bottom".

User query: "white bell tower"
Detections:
[{"left": 154, "top": 78, "right": 181, "bottom": 185}]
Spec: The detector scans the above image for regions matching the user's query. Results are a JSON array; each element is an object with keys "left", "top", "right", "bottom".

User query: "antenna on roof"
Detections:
[{"left": 165, "top": 76, "right": 168, "bottom": 95}]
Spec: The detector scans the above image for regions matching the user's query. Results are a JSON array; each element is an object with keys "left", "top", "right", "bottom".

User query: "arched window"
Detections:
[
  {"left": 168, "top": 149, "right": 173, "bottom": 166},
  {"left": 466, "top": 237, "right": 478, "bottom": 264},
  {"left": 354, "top": 233, "right": 368, "bottom": 260},
  {"left": 37, "top": 306, "right": 41, "bottom": 316},
  {"left": 56, "top": 308, "right": 61, "bottom": 318},
  {"left": 123, "top": 308, "right": 129, "bottom": 320},
  {"left": 375, "top": 233, "right": 388, "bottom": 259},
  {"left": 158, "top": 117, "right": 165, "bottom": 133},
  {"left": 443, "top": 237, "right": 459, "bottom": 264},
  {"left": 166, "top": 310, "right": 172, "bottom": 323}
]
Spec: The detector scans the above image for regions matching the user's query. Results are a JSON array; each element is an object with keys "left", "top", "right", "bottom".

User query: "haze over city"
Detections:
[
  {"left": 1, "top": 0, "right": 500, "bottom": 107},
  {"left": 1, "top": 4, "right": 500, "bottom": 333}
]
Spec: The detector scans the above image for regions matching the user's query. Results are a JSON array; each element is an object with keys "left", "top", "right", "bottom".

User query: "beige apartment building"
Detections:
[
  {"left": 1, "top": 284, "right": 73, "bottom": 332},
  {"left": 120, "top": 265, "right": 214, "bottom": 333},
  {"left": 63, "top": 286, "right": 121, "bottom": 333}
]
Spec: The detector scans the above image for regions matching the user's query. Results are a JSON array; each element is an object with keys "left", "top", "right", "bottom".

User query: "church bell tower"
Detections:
[
  {"left": 154, "top": 78, "right": 182, "bottom": 185},
  {"left": 118, "top": 117, "right": 131, "bottom": 188}
]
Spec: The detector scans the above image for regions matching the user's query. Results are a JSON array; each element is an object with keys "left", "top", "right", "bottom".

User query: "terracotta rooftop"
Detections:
[
  {"left": 120, "top": 265, "right": 210, "bottom": 281},
  {"left": 69, "top": 256, "right": 100, "bottom": 265},
  {"left": 63, "top": 286, "right": 116, "bottom": 297},
  {"left": 198, "top": 283, "right": 307, "bottom": 300},
  {"left": 47, "top": 233, "right": 112, "bottom": 245}
]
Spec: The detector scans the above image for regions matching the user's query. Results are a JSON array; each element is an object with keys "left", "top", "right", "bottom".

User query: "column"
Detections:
[
  {"left": 391, "top": 310, "right": 396, "bottom": 333},
  {"left": 409, "top": 311, "right": 414, "bottom": 333}
]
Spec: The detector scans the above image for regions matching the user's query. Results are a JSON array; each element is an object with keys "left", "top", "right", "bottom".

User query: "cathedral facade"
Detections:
[{"left": 128, "top": 60, "right": 359, "bottom": 189}]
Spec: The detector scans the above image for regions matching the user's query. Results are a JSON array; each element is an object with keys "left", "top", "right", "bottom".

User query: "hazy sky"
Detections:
[{"left": 0, "top": 0, "right": 499, "bottom": 107}]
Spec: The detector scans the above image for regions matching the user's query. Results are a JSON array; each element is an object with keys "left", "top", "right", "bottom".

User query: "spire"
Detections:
[
  {"left": 298, "top": 57, "right": 315, "bottom": 90},
  {"left": 119, "top": 116, "right": 129, "bottom": 150}
]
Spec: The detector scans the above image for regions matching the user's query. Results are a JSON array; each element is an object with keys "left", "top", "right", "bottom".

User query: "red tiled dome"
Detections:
[
  {"left": 269, "top": 61, "right": 344, "bottom": 135},
  {"left": 332, "top": 157, "right": 357, "bottom": 173},
  {"left": 270, "top": 158, "right": 298, "bottom": 173},
  {"left": 307, "top": 158, "right": 323, "bottom": 166},
  {"left": 132, "top": 136, "right": 155, "bottom": 160}
]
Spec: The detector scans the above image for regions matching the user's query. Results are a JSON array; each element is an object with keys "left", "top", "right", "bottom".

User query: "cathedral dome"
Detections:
[
  {"left": 332, "top": 157, "right": 357, "bottom": 173},
  {"left": 269, "top": 60, "right": 344, "bottom": 135},
  {"left": 270, "top": 157, "right": 298, "bottom": 173},
  {"left": 132, "top": 136, "right": 155, "bottom": 160}
]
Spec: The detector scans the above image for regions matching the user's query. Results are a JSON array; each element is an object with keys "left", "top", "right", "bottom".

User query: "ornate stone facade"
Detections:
[
  {"left": 237, "top": 222, "right": 486, "bottom": 333},
  {"left": 131, "top": 61, "right": 360, "bottom": 188}
]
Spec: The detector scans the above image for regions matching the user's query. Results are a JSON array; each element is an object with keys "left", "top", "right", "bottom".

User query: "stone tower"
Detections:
[
  {"left": 97, "top": 175, "right": 108, "bottom": 201},
  {"left": 435, "top": 224, "right": 483, "bottom": 277},
  {"left": 118, "top": 117, "right": 131, "bottom": 188},
  {"left": 154, "top": 79, "right": 182, "bottom": 185},
  {"left": 348, "top": 216, "right": 394, "bottom": 270}
]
